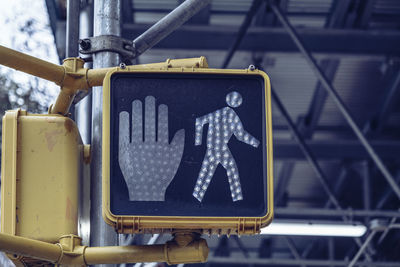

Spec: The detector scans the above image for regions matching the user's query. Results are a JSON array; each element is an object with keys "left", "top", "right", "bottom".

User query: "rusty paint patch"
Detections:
[
  {"left": 44, "top": 129, "right": 63, "bottom": 152},
  {"left": 66, "top": 197, "right": 77, "bottom": 222},
  {"left": 64, "top": 119, "right": 73, "bottom": 133}
]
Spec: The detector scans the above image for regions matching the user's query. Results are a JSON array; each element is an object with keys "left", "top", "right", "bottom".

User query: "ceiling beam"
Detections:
[{"left": 274, "top": 139, "right": 400, "bottom": 160}]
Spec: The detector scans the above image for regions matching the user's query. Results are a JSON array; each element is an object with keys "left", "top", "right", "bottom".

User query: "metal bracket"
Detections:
[{"left": 79, "top": 35, "right": 135, "bottom": 63}]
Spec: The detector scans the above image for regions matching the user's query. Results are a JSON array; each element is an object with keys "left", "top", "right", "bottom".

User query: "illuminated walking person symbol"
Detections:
[{"left": 193, "top": 91, "right": 260, "bottom": 202}]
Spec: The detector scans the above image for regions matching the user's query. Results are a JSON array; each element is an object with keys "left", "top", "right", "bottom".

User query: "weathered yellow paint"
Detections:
[
  {"left": 0, "top": 231, "right": 208, "bottom": 266},
  {"left": 1, "top": 111, "right": 83, "bottom": 243},
  {"left": 102, "top": 67, "right": 274, "bottom": 235}
]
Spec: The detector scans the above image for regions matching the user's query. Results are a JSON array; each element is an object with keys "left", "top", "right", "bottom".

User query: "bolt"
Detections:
[
  {"left": 79, "top": 39, "right": 91, "bottom": 50},
  {"left": 119, "top": 62, "right": 126, "bottom": 69},
  {"left": 248, "top": 65, "right": 256, "bottom": 71}
]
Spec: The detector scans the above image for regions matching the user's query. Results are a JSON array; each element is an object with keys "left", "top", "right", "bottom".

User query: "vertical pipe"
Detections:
[
  {"left": 328, "top": 238, "right": 334, "bottom": 267},
  {"left": 66, "top": 0, "right": 80, "bottom": 58},
  {"left": 269, "top": 3, "right": 400, "bottom": 201},
  {"left": 76, "top": 0, "right": 93, "bottom": 247},
  {"left": 362, "top": 161, "right": 371, "bottom": 224},
  {"left": 66, "top": 0, "right": 80, "bottom": 120},
  {"left": 91, "top": 1, "right": 120, "bottom": 266}
]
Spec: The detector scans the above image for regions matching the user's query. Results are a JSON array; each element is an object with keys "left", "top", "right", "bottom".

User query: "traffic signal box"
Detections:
[
  {"left": 102, "top": 67, "right": 273, "bottom": 235},
  {"left": 1, "top": 109, "right": 84, "bottom": 263}
]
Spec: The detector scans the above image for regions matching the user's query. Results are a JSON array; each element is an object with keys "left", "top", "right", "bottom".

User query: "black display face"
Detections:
[{"left": 109, "top": 72, "right": 268, "bottom": 217}]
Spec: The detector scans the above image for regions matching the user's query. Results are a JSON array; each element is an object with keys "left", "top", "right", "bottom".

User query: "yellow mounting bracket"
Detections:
[
  {"left": 0, "top": 44, "right": 208, "bottom": 116},
  {"left": 0, "top": 231, "right": 208, "bottom": 266}
]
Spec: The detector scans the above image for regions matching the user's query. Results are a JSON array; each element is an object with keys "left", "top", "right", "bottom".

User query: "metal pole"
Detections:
[
  {"left": 328, "top": 238, "right": 335, "bottom": 267},
  {"left": 91, "top": 1, "right": 120, "bottom": 266},
  {"left": 66, "top": 0, "right": 80, "bottom": 125},
  {"left": 133, "top": 0, "right": 212, "bottom": 58},
  {"left": 76, "top": 0, "right": 93, "bottom": 247},
  {"left": 269, "top": 3, "right": 400, "bottom": 201},
  {"left": 362, "top": 161, "right": 371, "bottom": 224},
  {"left": 66, "top": 0, "right": 80, "bottom": 58}
]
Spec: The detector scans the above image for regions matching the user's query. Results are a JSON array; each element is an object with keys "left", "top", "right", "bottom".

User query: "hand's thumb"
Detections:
[{"left": 170, "top": 129, "right": 185, "bottom": 148}]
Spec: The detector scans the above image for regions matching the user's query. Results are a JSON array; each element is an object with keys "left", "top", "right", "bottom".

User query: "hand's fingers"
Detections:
[
  {"left": 119, "top": 111, "right": 130, "bottom": 151},
  {"left": 131, "top": 100, "right": 143, "bottom": 142},
  {"left": 145, "top": 96, "right": 156, "bottom": 142},
  {"left": 158, "top": 104, "right": 169, "bottom": 143}
]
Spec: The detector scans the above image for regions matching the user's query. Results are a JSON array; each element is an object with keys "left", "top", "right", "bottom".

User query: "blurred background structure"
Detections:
[{"left": 1, "top": 0, "right": 400, "bottom": 266}]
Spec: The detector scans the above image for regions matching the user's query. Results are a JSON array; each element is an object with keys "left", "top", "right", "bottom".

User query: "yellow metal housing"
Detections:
[
  {"left": 1, "top": 110, "right": 83, "bottom": 243},
  {"left": 102, "top": 67, "right": 274, "bottom": 235}
]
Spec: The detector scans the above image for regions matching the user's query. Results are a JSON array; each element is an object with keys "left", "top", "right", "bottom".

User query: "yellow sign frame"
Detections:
[{"left": 102, "top": 67, "right": 273, "bottom": 235}]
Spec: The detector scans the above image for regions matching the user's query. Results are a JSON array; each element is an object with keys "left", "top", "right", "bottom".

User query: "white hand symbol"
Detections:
[{"left": 119, "top": 96, "right": 185, "bottom": 201}]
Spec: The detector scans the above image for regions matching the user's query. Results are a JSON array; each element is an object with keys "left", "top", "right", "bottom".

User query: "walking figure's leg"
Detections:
[
  {"left": 220, "top": 149, "right": 243, "bottom": 201},
  {"left": 193, "top": 152, "right": 219, "bottom": 202}
]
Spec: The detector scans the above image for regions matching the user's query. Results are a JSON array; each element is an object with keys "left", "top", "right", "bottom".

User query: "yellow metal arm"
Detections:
[
  {"left": 0, "top": 45, "right": 208, "bottom": 115},
  {"left": 0, "top": 45, "right": 65, "bottom": 84},
  {"left": 0, "top": 232, "right": 62, "bottom": 263},
  {"left": 0, "top": 232, "right": 208, "bottom": 266}
]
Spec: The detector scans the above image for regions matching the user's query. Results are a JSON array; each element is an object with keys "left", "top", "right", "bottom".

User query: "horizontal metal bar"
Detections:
[
  {"left": 123, "top": 24, "right": 400, "bottom": 55},
  {"left": 275, "top": 208, "right": 400, "bottom": 219},
  {"left": 274, "top": 139, "right": 400, "bottom": 160},
  {"left": 133, "top": 0, "right": 212, "bottom": 58}
]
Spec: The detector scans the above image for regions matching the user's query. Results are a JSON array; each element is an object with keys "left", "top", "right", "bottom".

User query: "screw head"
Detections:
[
  {"left": 248, "top": 65, "right": 256, "bottom": 71},
  {"left": 119, "top": 62, "right": 127, "bottom": 69},
  {"left": 79, "top": 39, "right": 91, "bottom": 50}
]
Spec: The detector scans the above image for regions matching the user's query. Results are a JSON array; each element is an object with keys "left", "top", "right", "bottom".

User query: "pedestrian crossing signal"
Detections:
[{"left": 102, "top": 67, "right": 273, "bottom": 235}]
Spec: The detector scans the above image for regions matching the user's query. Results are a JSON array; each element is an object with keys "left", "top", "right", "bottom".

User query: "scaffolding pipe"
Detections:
[
  {"left": 133, "top": 0, "right": 212, "bottom": 58},
  {"left": 221, "top": 0, "right": 261, "bottom": 68},
  {"left": 348, "top": 231, "right": 377, "bottom": 267},
  {"left": 66, "top": 0, "right": 80, "bottom": 58},
  {"left": 270, "top": 3, "right": 400, "bottom": 201}
]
